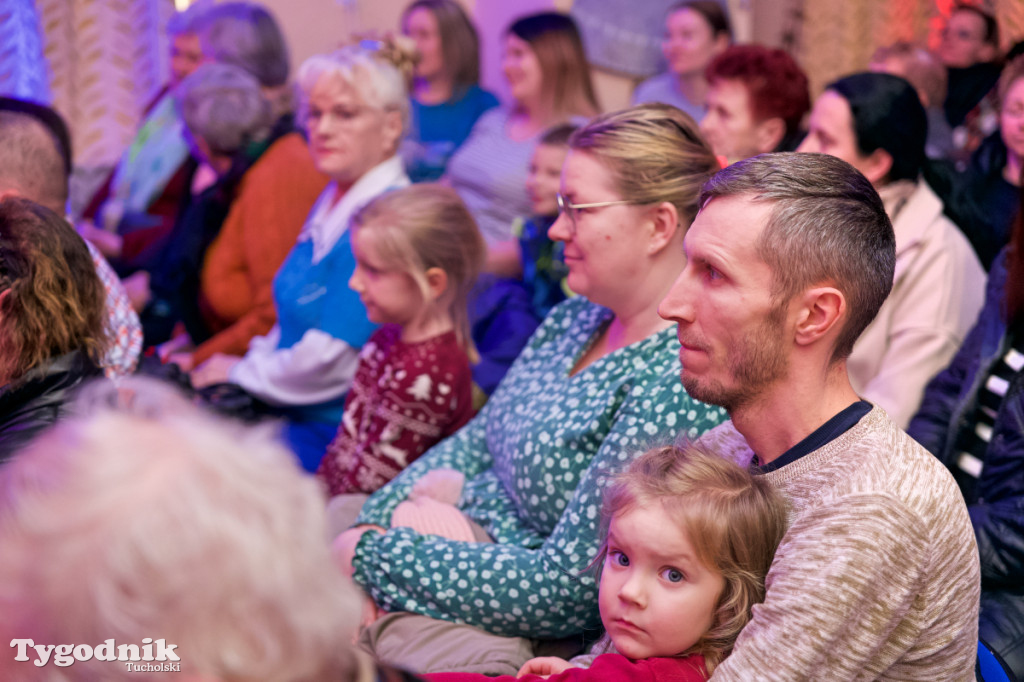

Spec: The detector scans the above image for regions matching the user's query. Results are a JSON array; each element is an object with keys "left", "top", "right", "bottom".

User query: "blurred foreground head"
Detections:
[{"left": 0, "top": 378, "right": 362, "bottom": 681}]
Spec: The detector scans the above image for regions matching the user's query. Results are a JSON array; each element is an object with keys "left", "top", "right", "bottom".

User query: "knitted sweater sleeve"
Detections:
[{"left": 710, "top": 494, "right": 934, "bottom": 682}]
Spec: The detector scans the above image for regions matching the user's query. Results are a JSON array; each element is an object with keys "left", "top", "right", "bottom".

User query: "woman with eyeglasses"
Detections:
[
  {"left": 334, "top": 104, "right": 727, "bottom": 674},
  {"left": 190, "top": 39, "right": 415, "bottom": 469}
]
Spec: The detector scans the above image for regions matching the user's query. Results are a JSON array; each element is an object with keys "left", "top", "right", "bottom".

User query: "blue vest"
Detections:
[{"left": 271, "top": 229, "right": 378, "bottom": 423}]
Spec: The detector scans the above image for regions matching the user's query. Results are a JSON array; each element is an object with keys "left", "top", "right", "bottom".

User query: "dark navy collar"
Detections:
[{"left": 752, "top": 401, "right": 873, "bottom": 473}]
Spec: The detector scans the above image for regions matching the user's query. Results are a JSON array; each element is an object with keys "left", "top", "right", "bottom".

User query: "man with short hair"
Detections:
[
  {"left": 0, "top": 106, "right": 142, "bottom": 377},
  {"left": 659, "top": 152, "right": 980, "bottom": 680},
  {"left": 699, "top": 44, "right": 810, "bottom": 166}
]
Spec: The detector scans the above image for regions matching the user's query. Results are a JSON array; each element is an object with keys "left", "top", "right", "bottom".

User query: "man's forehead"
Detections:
[{"left": 690, "top": 194, "right": 773, "bottom": 245}]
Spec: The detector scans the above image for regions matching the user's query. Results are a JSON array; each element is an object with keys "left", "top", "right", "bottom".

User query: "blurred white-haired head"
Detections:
[{"left": 0, "top": 377, "right": 363, "bottom": 681}]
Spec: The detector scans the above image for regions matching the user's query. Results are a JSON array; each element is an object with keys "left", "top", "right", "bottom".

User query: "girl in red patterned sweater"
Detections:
[{"left": 316, "top": 184, "right": 484, "bottom": 495}]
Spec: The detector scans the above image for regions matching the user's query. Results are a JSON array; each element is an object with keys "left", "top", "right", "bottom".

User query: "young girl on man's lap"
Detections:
[
  {"left": 422, "top": 444, "right": 787, "bottom": 680},
  {"left": 316, "top": 184, "right": 484, "bottom": 496}
]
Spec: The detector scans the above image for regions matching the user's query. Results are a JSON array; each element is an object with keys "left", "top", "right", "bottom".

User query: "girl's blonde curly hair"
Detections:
[{"left": 597, "top": 443, "right": 788, "bottom": 673}]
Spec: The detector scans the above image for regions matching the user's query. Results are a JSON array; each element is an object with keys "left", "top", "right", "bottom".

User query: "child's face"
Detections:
[
  {"left": 348, "top": 228, "right": 424, "bottom": 326},
  {"left": 526, "top": 143, "right": 567, "bottom": 217},
  {"left": 599, "top": 502, "right": 725, "bottom": 659}
]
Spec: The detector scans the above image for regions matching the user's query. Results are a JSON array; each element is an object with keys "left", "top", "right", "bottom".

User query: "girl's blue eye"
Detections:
[
  {"left": 662, "top": 568, "right": 684, "bottom": 583},
  {"left": 608, "top": 550, "right": 629, "bottom": 567}
]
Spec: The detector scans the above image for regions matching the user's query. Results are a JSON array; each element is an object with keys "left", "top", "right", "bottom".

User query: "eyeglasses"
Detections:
[{"left": 556, "top": 194, "right": 632, "bottom": 235}]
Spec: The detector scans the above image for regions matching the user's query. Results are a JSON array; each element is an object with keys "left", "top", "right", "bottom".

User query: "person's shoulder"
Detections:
[
  {"left": 633, "top": 72, "right": 674, "bottom": 99},
  {"left": 695, "top": 420, "right": 753, "bottom": 467},
  {"left": 900, "top": 182, "right": 985, "bottom": 284},
  {"left": 472, "top": 105, "right": 510, "bottom": 130},
  {"left": 807, "top": 408, "right": 971, "bottom": 523},
  {"left": 363, "top": 325, "right": 402, "bottom": 355},
  {"left": 461, "top": 85, "right": 500, "bottom": 112},
  {"left": 523, "top": 298, "right": 604, "bottom": 354},
  {"left": 244, "top": 132, "right": 325, "bottom": 186},
  {"left": 421, "top": 331, "right": 473, "bottom": 374}
]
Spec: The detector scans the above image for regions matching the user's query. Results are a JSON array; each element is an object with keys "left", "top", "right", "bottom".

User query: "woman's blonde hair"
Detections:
[
  {"left": 296, "top": 36, "right": 416, "bottom": 138},
  {"left": 350, "top": 184, "right": 485, "bottom": 362},
  {"left": 508, "top": 12, "right": 599, "bottom": 119},
  {"left": 569, "top": 103, "right": 720, "bottom": 228},
  {"left": 598, "top": 444, "right": 788, "bottom": 674}
]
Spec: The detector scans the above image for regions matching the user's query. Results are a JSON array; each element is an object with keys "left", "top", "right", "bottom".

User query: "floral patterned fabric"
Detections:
[{"left": 352, "top": 297, "right": 727, "bottom": 638}]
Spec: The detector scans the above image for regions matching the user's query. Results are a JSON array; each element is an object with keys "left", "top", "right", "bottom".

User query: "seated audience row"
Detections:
[{"left": 4, "top": 0, "right": 1020, "bottom": 677}]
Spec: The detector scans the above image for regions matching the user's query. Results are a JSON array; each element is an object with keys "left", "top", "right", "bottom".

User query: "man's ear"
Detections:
[
  {"left": 424, "top": 266, "right": 449, "bottom": 301},
  {"left": 755, "top": 117, "right": 786, "bottom": 154},
  {"left": 860, "top": 148, "right": 893, "bottom": 186},
  {"left": 0, "top": 188, "right": 22, "bottom": 203},
  {"left": 647, "top": 201, "right": 680, "bottom": 255},
  {"left": 792, "top": 285, "right": 846, "bottom": 348}
]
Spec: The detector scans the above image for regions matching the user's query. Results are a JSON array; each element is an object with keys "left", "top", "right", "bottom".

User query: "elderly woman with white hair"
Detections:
[{"left": 190, "top": 40, "right": 415, "bottom": 469}]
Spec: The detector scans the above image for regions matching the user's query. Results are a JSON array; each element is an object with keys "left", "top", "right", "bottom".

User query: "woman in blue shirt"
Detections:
[{"left": 401, "top": 0, "right": 498, "bottom": 182}]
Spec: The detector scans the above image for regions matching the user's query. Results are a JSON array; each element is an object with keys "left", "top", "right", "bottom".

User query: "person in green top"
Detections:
[{"left": 333, "top": 104, "right": 727, "bottom": 673}]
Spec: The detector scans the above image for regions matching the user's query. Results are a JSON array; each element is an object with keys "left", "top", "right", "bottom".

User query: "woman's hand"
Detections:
[
  {"left": 190, "top": 353, "right": 242, "bottom": 389},
  {"left": 331, "top": 524, "right": 386, "bottom": 577},
  {"left": 517, "top": 656, "right": 575, "bottom": 678},
  {"left": 157, "top": 331, "right": 194, "bottom": 362}
]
